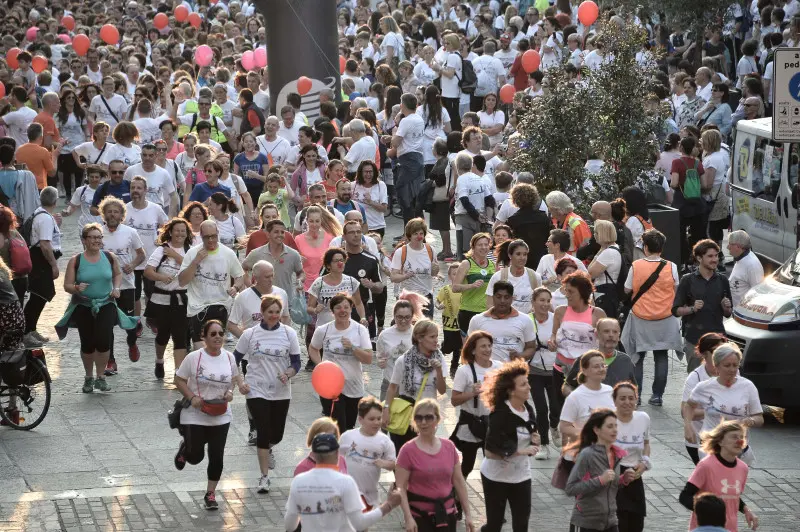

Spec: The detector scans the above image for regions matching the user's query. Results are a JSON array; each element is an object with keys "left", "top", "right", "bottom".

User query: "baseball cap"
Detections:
[
  {"left": 500, "top": 33, "right": 511, "bottom": 41},
  {"left": 311, "top": 433, "right": 340, "bottom": 453}
]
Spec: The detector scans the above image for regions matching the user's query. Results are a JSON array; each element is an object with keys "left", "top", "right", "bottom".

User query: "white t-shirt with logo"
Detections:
[
  {"left": 339, "top": 429, "right": 396, "bottom": 506},
  {"left": 146, "top": 244, "right": 186, "bottom": 306},
  {"left": 467, "top": 311, "right": 536, "bottom": 363},
  {"left": 124, "top": 201, "right": 168, "bottom": 270},
  {"left": 307, "top": 275, "right": 360, "bottom": 326},
  {"left": 390, "top": 244, "right": 436, "bottom": 295},
  {"left": 285, "top": 468, "right": 371, "bottom": 532},
  {"left": 102, "top": 224, "right": 142, "bottom": 290},
  {"left": 352, "top": 181, "right": 389, "bottom": 231},
  {"left": 310, "top": 320, "right": 371, "bottom": 398},
  {"left": 689, "top": 376, "right": 763, "bottom": 434},
  {"left": 390, "top": 352, "right": 445, "bottom": 400},
  {"left": 480, "top": 400, "right": 533, "bottom": 483},
  {"left": 453, "top": 360, "right": 502, "bottom": 442},
  {"left": 376, "top": 326, "right": 413, "bottom": 382},
  {"left": 395, "top": 112, "right": 425, "bottom": 157},
  {"left": 105, "top": 143, "right": 142, "bottom": 167},
  {"left": 683, "top": 364, "right": 712, "bottom": 448},
  {"left": 229, "top": 285, "right": 289, "bottom": 331},
  {"left": 616, "top": 411, "right": 651, "bottom": 468},
  {"left": 560, "top": 384, "right": 615, "bottom": 428},
  {"left": 535, "top": 253, "right": 587, "bottom": 290},
  {"left": 485, "top": 268, "right": 542, "bottom": 314},
  {"left": 441, "top": 52, "right": 462, "bottom": 99},
  {"left": 69, "top": 185, "right": 103, "bottom": 230},
  {"left": 179, "top": 244, "right": 245, "bottom": 317},
  {"left": 213, "top": 214, "right": 245, "bottom": 251},
  {"left": 344, "top": 135, "right": 377, "bottom": 173},
  {"left": 123, "top": 164, "right": 176, "bottom": 209},
  {"left": 89, "top": 94, "right": 128, "bottom": 128},
  {"left": 175, "top": 348, "right": 237, "bottom": 426},
  {"left": 454, "top": 171, "right": 492, "bottom": 215},
  {"left": 234, "top": 323, "right": 299, "bottom": 401}
]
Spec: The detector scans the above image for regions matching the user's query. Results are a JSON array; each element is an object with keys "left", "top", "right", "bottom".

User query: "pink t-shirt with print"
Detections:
[{"left": 688, "top": 454, "right": 749, "bottom": 532}]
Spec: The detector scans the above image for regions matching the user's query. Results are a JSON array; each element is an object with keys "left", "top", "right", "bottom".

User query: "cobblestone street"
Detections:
[{"left": 1, "top": 207, "right": 800, "bottom": 532}]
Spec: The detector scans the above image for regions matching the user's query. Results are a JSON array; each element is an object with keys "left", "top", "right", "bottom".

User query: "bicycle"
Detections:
[{"left": 0, "top": 337, "right": 51, "bottom": 430}]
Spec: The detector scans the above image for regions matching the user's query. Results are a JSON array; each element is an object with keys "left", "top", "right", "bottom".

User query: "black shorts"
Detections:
[
  {"left": 134, "top": 270, "right": 155, "bottom": 301},
  {"left": 441, "top": 329, "right": 463, "bottom": 355},
  {"left": 189, "top": 305, "right": 229, "bottom": 343},
  {"left": 147, "top": 302, "right": 189, "bottom": 350}
]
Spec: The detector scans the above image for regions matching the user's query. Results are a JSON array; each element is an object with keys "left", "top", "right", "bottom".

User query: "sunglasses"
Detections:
[
  {"left": 206, "top": 330, "right": 224, "bottom": 337},
  {"left": 414, "top": 414, "right": 436, "bottom": 423}
]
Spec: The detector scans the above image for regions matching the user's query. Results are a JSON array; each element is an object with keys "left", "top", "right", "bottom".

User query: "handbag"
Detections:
[
  {"left": 551, "top": 456, "right": 573, "bottom": 490},
  {"left": 464, "top": 363, "right": 488, "bottom": 440},
  {"left": 194, "top": 351, "right": 234, "bottom": 417},
  {"left": 388, "top": 372, "right": 429, "bottom": 435},
  {"left": 289, "top": 289, "right": 313, "bottom": 325}
]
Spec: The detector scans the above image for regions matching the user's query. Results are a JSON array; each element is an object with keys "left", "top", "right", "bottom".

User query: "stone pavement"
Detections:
[{"left": 1, "top": 204, "right": 800, "bottom": 531}]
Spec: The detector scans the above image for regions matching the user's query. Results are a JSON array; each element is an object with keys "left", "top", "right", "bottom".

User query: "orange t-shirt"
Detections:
[
  {"left": 16, "top": 143, "right": 54, "bottom": 190},
  {"left": 34, "top": 112, "right": 60, "bottom": 145}
]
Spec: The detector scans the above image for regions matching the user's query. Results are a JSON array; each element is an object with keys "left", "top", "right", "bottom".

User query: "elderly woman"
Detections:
[
  {"left": 505, "top": 183, "right": 553, "bottom": 269},
  {"left": 685, "top": 343, "right": 763, "bottom": 466},
  {"left": 545, "top": 191, "right": 591, "bottom": 254},
  {"left": 701, "top": 129, "right": 731, "bottom": 269},
  {"left": 695, "top": 83, "right": 732, "bottom": 138}
]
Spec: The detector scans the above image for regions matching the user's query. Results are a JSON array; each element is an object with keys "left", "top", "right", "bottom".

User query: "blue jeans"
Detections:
[
  {"left": 634, "top": 349, "right": 668, "bottom": 397},
  {"left": 395, "top": 152, "right": 424, "bottom": 225}
]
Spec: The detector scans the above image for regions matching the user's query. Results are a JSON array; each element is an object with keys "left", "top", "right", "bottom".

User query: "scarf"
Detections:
[{"left": 402, "top": 344, "right": 439, "bottom": 398}]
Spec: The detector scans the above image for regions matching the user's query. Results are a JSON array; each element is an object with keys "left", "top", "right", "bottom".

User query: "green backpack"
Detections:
[{"left": 681, "top": 159, "right": 702, "bottom": 200}]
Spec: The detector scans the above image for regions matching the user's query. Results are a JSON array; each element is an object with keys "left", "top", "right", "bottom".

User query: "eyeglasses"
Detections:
[
  {"left": 395, "top": 314, "right": 412, "bottom": 321},
  {"left": 414, "top": 414, "right": 436, "bottom": 423},
  {"left": 155, "top": 147, "right": 168, "bottom": 152},
  {"left": 206, "top": 330, "right": 224, "bottom": 337}
]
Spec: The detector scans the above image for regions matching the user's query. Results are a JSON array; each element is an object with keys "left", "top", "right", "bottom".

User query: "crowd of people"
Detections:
[{"left": 0, "top": 0, "right": 786, "bottom": 530}]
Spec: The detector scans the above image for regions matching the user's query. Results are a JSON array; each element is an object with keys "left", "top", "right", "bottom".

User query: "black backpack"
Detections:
[
  {"left": 419, "top": 179, "right": 436, "bottom": 213},
  {"left": 19, "top": 211, "right": 48, "bottom": 247},
  {"left": 593, "top": 245, "right": 631, "bottom": 319},
  {"left": 458, "top": 55, "right": 478, "bottom": 94}
]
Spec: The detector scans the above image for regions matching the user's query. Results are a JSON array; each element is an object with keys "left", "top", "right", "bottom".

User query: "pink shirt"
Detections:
[
  {"left": 293, "top": 454, "right": 348, "bottom": 476},
  {"left": 688, "top": 454, "right": 748, "bottom": 532},
  {"left": 396, "top": 438, "right": 458, "bottom": 517},
  {"left": 295, "top": 232, "right": 334, "bottom": 291},
  {"left": 166, "top": 141, "right": 185, "bottom": 160}
]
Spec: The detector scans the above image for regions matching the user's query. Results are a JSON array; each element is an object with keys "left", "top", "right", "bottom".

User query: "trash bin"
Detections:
[{"left": 648, "top": 203, "right": 680, "bottom": 266}]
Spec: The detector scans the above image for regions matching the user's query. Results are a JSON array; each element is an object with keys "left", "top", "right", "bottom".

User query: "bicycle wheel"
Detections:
[{"left": 0, "top": 358, "right": 51, "bottom": 430}]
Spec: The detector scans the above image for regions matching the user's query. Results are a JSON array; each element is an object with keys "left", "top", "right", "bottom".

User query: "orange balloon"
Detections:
[
  {"left": 188, "top": 12, "right": 202, "bottom": 28},
  {"left": 153, "top": 13, "right": 169, "bottom": 30},
  {"left": 339, "top": 55, "right": 346, "bottom": 74},
  {"left": 174, "top": 5, "right": 189, "bottom": 22},
  {"left": 521, "top": 50, "right": 541, "bottom": 74},
  {"left": 61, "top": 15, "right": 75, "bottom": 32},
  {"left": 0, "top": 83, "right": 5, "bottom": 99},
  {"left": 577, "top": 0, "right": 599, "bottom": 26},
  {"left": 499, "top": 84, "right": 516, "bottom": 104},
  {"left": 297, "top": 76, "right": 313, "bottom": 96},
  {"left": 6, "top": 48, "right": 20, "bottom": 70},
  {"left": 72, "top": 34, "right": 90, "bottom": 56},
  {"left": 311, "top": 361, "right": 345, "bottom": 400},
  {"left": 31, "top": 56, "right": 47, "bottom": 74},
  {"left": 100, "top": 24, "right": 119, "bottom": 45}
]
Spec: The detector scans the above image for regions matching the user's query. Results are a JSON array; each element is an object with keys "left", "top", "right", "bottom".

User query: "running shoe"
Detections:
[
  {"left": 94, "top": 378, "right": 111, "bottom": 392},
  {"left": 648, "top": 395, "right": 663, "bottom": 407},
  {"left": 174, "top": 440, "right": 186, "bottom": 471},
  {"left": 268, "top": 448, "right": 276, "bottom": 470},
  {"left": 30, "top": 330, "right": 50, "bottom": 343},
  {"left": 128, "top": 344, "right": 140, "bottom": 362},
  {"left": 257, "top": 475, "right": 270, "bottom": 494},
  {"left": 23, "top": 333, "right": 43, "bottom": 348},
  {"left": 0, "top": 407, "right": 20, "bottom": 426},
  {"left": 204, "top": 491, "right": 218, "bottom": 510},
  {"left": 550, "top": 427, "right": 562, "bottom": 448},
  {"left": 104, "top": 361, "right": 118, "bottom": 376},
  {"left": 534, "top": 446, "right": 551, "bottom": 460},
  {"left": 304, "top": 360, "right": 316, "bottom": 372},
  {"left": 154, "top": 362, "right": 165, "bottom": 379},
  {"left": 82, "top": 377, "right": 94, "bottom": 394},
  {"left": 247, "top": 429, "right": 257, "bottom": 446}
]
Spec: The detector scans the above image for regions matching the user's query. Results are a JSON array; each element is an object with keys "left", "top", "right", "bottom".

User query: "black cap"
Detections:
[{"left": 311, "top": 433, "right": 339, "bottom": 453}]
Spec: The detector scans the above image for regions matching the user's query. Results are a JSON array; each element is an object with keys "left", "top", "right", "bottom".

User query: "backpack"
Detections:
[
  {"left": 681, "top": 159, "right": 702, "bottom": 199},
  {"left": 645, "top": 179, "right": 667, "bottom": 204},
  {"left": 19, "top": 210, "right": 48, "bottom": 248},
  {"left": 593, "top": 245, "right": 631, "bottom": 319},
  {"left": 500, "top": 266, "right": 540, "bottom": 290},
  {"left": 8, "top": 233, "right": 31, "bottom": 276},
  {"left": 457, "top": 55, "right": 478, "bottom": 95},
  {"left": 399, "top": 243, "right": 434, "bottom": 269}
]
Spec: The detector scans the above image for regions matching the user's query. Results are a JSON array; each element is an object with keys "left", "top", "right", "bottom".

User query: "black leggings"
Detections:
[
  {"left": 529, "top": 372, "right": 560, "bottom": 446},
  {"left": 481, "top": 474, "right": 531, "bottom": 532},
  {"left": 183, "top": 423, "right": 230, "bottom": 481},
  {"left": 457, "top": 309, "right": 480, "bottom": 336},
  {"left": 442, "top": 96, "right": 461, "bottom": 132},
  {"left": 246, "top": 398, "right": 290, "bottom": 449},
  {"left": 549, "top": 367, "right": 566, "bottom": 427},
  {"left": 457, "top": 439, "right": 482, "bottom": 478},
  {"left": 109, "top": 288, "right": 138, "bottom": 363},
  {"left": 412, "top": 512, "right": 457, "bottom": 532},
  {"left": 58, "top": 153, "right": 83, "bottom": 198},
  {"left": 686, "top": 445, "right": 700, "bottom": 465},
  {"left": 617, "top": 511, "right": 645, "bottom": 532},
  {"left": 73, "top": 303, "right": 115, "bottom": 353},
  {"left": 374, "top": 287, "right": 388, "bottom": 328},
  {"left": 320, "top": 394, "right": 361, "bottom": 434}
]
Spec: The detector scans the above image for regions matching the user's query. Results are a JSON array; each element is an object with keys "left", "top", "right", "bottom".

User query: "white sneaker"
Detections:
[
  {"left": 247, "top": 429, "right": 257, "bottom": 446},
  {"left": 550, "top": 427, "right": 562, "bottom": 448},
  {"left": 257, "top": 475, "right": 270, "bottom": 494},
  {"left": 30, "top": 330, "right": 50, "bottom": 343},
  {"left": 534, "top": 446, "right": 551, "bottom": 460},
  {"left": 268, "top": 448, "right": 275, "bottom": 470}
]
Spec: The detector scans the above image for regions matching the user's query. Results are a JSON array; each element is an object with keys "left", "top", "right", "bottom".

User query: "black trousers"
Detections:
[
  {"left": 550, "top": 366, "right": 566, "bottom": 426},
  {"left": 686, "top": 445, "right": 700, "bottom": 465},
  {"left": 570, "top": 526, "right": 619, "bottom": 532},
  {"left": 529, "top": 372, "right": 560, "bottom": 446},
  {"left": 413, "top": 512, "right": 457, "bottom": 532},
  {"left": 183, "top": 422, "right": 230, "bottom": 482},
  {"left": 481, "top": 474, "right": 531, "bottom": 532},
  {"left": 247, "top": 398, "right": 291, "bottom": 449},
  {"left": 442, "top": 96, "right": 461, "bottom": 132},
  {"left": 320, "top": 394, "right": 361, "bottom": 434},
  {"left": 457, "top": 439, "right": 482, "bottom": 478},
  {"left": 109, "top": 288, "right": 138, "bottom": 363},
  {"left": 58, "top": 153, "right": 83, "bottom": 198},
  {"left": 374, "top": 288, "right": 388, "bottom": 329}
]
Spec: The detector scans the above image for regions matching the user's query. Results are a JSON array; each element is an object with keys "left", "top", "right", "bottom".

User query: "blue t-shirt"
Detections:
[
  {"left": 233, "top": 152, "right": 269, "bottom": 189},
  {"left": 329, "top": 199, "right": 366, "bottom": 219},
  {"left": 92, "top": 180, "right": 131, "bottom": 207},
  {"left": 188, "top": 182, "right": 232, "bottom": 203}
]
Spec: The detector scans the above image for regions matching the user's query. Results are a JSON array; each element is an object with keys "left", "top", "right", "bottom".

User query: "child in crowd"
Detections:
[
  {"left": 493, "top": 171, "right": 513, "bottom": 210},
  {"left": 339, "top": 397, "right": 396, "bottom": 511},
  {"left": 294, "top": 417, "right": 348, "bottom": 476},
  {"left": 436, "top": 263, "right": 463, "bottom": 378},
  {"left": 257, "top": 172, "right": 293, "bottom": 226}
]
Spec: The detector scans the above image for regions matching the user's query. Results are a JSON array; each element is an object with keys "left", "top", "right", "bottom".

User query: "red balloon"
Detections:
[
  {"left": 339, "top": 55, "right": 346, "bottom": 75},
  {"left": 188, "top": 12, "right": 202, "bottom": 28},
  {"left": 499, "top": 84, "right": 516, "bottom": 104},
  {"left": 577, "top": 0, "right": 599, "bottom": 26},
  {"left": 6, "top": 48, "right": 20, "bottom": 70},
  {"left": 521, "top": 50, "right": 541, "bottom": 74},
  {"left": 100, "top": 24, "right": 119, "bottom": 45},
  {"left": 61, "top": 15, "right": 75, "bottom": 32},
  {"left": 72, "top": 34, "right": 90, "bottom": 56},
  {"left": 174, "top": 5, "right": 189, "bottom": 22},
  {"left": 31, "top": 56, "right": 47, "bottom": 74},
  {"left": 0, "top": 83, "right": 5, "bottom": 100},
  {"left": 311, "top": 361, "right": 345, "bottom": 400},
  {"left": 153, "top": 13, "right": 169, "bottom": 30},
  {"left": 297, "top": 76, "right": 313, "bottom": 96}
]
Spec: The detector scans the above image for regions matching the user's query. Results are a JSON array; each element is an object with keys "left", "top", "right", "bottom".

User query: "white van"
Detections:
[{"left": 729, "top": 117, "right": 800, "bottom": 265}]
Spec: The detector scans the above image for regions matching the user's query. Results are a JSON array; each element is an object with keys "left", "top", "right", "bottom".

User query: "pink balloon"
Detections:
[
  {"left": 58, "top": 34, "right": 72, "bottom": 44},
  {"left": 241, "top": 50, "right": 255, "bottom": 71},
  {"left": 25, "top": 27, "right": 38, "bottom": 42},
  {"left": 195, "top": 45, "right": 214, "bottom": 67},
  {"left": 254, "top": 47, "right": 267, "bottom": 69}
]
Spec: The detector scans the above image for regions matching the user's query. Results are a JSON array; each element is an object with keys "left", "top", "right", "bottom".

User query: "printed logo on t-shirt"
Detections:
[
  {"left": 195, "top": 263, "right": 230, "bottom": 286},
  {"left": 345, "top": 441, "right": 386, "bottom": 463}
]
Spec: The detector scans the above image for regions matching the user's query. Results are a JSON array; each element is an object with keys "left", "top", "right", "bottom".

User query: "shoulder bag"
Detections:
[{"left": 388, "top": 372, "right": 429, "bottom": 435}]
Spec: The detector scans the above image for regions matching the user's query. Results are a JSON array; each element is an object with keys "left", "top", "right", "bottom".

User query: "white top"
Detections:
[
  {"left": 616, "top": 411, "right": 651, "bottom": 468},
  {"left": 729, "top": 251, "right": 764, "bottom": 308},
  {"left": 122, "top": 164, "right": 176, "bottom": 209},
  {"left": 376, "top": 326, "right": 413, "bottom": 382},
  {"left": 560, "top": 384, "right": 615, "bottom": 427},
  {"left": 89, "top": 93, "right": 128, "bottom": 128},
  {"left": 69, "top": 185, "right": 103, "bottom": 230},
  {"left": 683, "top": 364, "right": 712, "bottom": 448},
  {"left": 307, "top": 275, "right": 360, "bottom": 326},
  {"left": 529, "top": 313, "right": 555, "bottom": 372},
  {"left": 213, "top": 214, "right": 245, "bottom": 250},
  {"left": 477, "top": 110, "right": 505, "bottom": 146},
  {"left": 102, "top": 224, "right": 141, "bottom": 290},
  {"left": 380, "top": 31, "right": 406, "bottom": 60},
  {"left": 351, "top": 181, "right": 388, "bottom": 230},
  {"left": 73, "top": 141, "right": 111, "bottom": 166},
  {"left": 229, "top": 285, "right": 289, "bottom": 331},
  {"left": 467, "top": 311, "right": 536, "bottom": 363},
  {"left": 30, "top": 208, "right": 63, "bottom": 251},
  {"left": 480, "top": 400, "right": 533, "bottom": 483},
  {"left": 689, "top": 376, "right": 763, "bottom": 434},
  {"left": 124, "top": 201, "right": 168, "bottom": 270},
  {"left": 454, "top": 171, "right": 492, "bottom": 215},
  {"left": 105, "top": 143, "right": 142, "bottom": 167},
  {"left": 416, "top": 105, "right": 451, "bottom": 165},
  {"left": 146, "top": 244, "right": 186, "bottom": 305},
  {"left": 278, "top": 120, "right": 302, "bottom": 146},
  {"left": 440, "top": 52, "right": 462, "bottom": 99},
  {"left": 310, "top": 320, "right": 372, "bottom": 398},
  {"left": 57, "top": 113, "right": 87, "bottom": 153},
  {"left": 535, "top": 253, "right": 587, "bottom": 290},
  {"left": 413, "top": 61, "right": 439, "bottom": 86},
  {"left": 255, "top": 135, "right": 292, "bottom": 165},
  {"left": 3, "top": 107, "right": 37, "bottom": 148},
  {"left": 235, "top": 323, "right": 300, "bottom": 401},
  {"left": 390, "top": 244, "right": 436, "bottom": 295},
  {"left": 452, "top": 361, "right": 502, "bottom": 442},
  {"left": 286, "top": 468, "right": 377, "bottom": 532},
  {"left": 133, "top": 114, "right": 171, "bottom": 144},
  {"left": 592, "top": 246, "right": 622, "bottom": 287},
  {"left": 472, "top": 54, "right": 505, "bottom": 97},
  {"left": 626, "top": 217, "right": 648, "bottom": 252},
  {"left": 179, "top": 244, "right": 245, "bottom": 317},
  {"left": 175, "top": 348, "right": 237, "bottom": 426},
  {"left": 344, "top": 135, "right": 377, "bottom": 173},
  {"left": 390, "top": 352, "right": 445, "bottom": 399},
  {"left": 395, "top": 112, "right": 425, "bottom": 156},
  {"left": 339, "top": 429, "right": 396, "bottom": 506},
  {"left": 702, "top": 150, "right": 730, "bottom": 188},
  {"left": 485, "top": 268, "right": 542, "bottom": 314}
]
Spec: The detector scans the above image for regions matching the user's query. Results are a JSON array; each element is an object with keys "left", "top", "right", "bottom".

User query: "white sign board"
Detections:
[{"left": 772, "top": 48, "right": 800, "bottom": 142}]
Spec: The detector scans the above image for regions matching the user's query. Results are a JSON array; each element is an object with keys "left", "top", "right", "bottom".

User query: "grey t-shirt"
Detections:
[{"left": 242, "top": 244, "right": 303, "bottom": 294}]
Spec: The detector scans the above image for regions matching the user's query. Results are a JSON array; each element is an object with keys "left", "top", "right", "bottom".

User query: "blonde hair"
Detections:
[
  {"left": 701, "top": 129, "right": 722, "bottom": 154},
  {"left": 444, "top": 33, "right": 460, "bottom": 50},
  {"left": 410, "top": 398, "right": 440, "bottom": 432},
  {"left": 700, "top": 420, "right": 746, "bottom": 456},
  {"left": 304, "top": 205, "right": 342, "bottom": 236},
  {"left": 593, "top": 220, "right": 617, "bottom": 246},
  {"left": 380, "top": 15, "right": 400, "bottom": 33},
  {"left": 305, "top": 417, "right": 339, "bottom": 447},
  {"left": 411, "top": 319, "right": 438, "bottom": 346}
]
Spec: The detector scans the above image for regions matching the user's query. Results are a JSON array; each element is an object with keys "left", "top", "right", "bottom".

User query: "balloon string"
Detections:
[{"left": 330, "top": 396, "right": 339, "bottom": 419}]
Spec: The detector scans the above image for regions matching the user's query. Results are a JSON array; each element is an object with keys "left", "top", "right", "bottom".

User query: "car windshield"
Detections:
[{"left": 775, "top": 248, "right": 800, "bottom": 287}]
